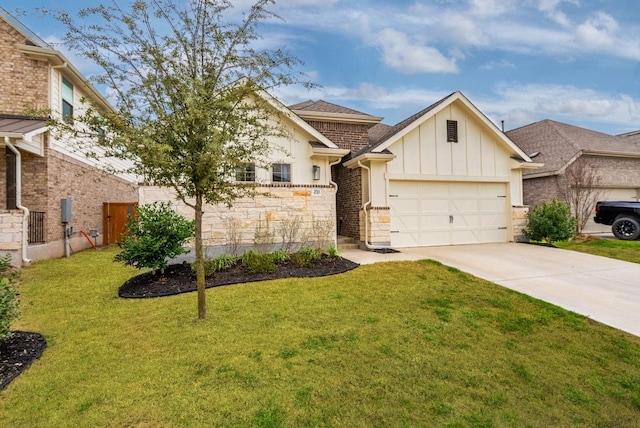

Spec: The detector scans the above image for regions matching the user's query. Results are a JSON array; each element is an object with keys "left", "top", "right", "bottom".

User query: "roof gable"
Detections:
[
  {"left": 363, "top": 91, "right": 532, "bottom": 162},
  {"left": 256, "top": 90, "right": 342, "bottom": 150},
  {"left": 506, "top": 119, "right": 640, "bottom": 176}
]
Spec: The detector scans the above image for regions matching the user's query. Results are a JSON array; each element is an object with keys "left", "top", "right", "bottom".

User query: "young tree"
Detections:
[
  {"left": 49, "top": 0, "right": 313, "bottom": 319},
  {"left": 558, "top": 159, "right": 604, "bottom": 235}
]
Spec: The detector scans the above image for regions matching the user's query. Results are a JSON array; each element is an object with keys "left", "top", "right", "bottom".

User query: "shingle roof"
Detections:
[
  {"left": 368, "top": 123, "right": 393, "bottom": 145},
  {"left": 288, "top": 100, "right": 374, "bottom": 117},
  {"left": 506, "top": 119, "right": 640, "bottom": 176},
  {"left": 352, "top": 92, "right": 454, "bottom": 157},
  {"left": 619, "top": 129, "right": 640, "bottom": 143}
]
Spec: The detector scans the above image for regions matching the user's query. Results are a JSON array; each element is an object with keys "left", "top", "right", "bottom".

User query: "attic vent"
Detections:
[{"left": 447, "top": 120, "right": 458, "bottom": 143}]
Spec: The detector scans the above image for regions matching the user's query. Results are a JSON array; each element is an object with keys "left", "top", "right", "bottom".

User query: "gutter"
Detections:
[{"left": 4, "top": 137, "right": 31, "bottom": 265}]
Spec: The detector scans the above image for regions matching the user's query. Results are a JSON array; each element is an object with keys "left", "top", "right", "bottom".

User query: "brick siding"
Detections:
[
  {"left": 524, "top": 155, "right": 640, "bottom": 208},
  {"left": 306, "top": 121, "right": 370, "bottom": 152},
  {"left": 0, "top": 19, "right": 49, "bottom": 114},
  {"left": 334, "top": 165, "right": 362, "bottom": 240},
  {"left": 45, "top": 149, "right": 138, "bottom": 243}
]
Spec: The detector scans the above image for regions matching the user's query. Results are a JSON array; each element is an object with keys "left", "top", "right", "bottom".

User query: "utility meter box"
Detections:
[{"left": 61, "top": 198, "right": 72, "bottom": 224}]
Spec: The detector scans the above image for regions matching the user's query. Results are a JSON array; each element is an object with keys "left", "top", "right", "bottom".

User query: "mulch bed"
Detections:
[
  {"left": 119, "top": 255, "right": 360, "bottom": 298},
  {"left": 0, "top": 331, "right": 47, "bottom": 390}
]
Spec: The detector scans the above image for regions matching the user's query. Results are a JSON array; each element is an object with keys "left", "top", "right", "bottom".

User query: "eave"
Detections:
[
  {"left": 18, "top": 44, "right": 114, "bottom": 113},
  {"left": 293, "top": 110, "right": 383, "bottom": 126},
  {"left": 343, "top": 152, "right": 396, "bottom": 168},
  {"left": 311, "top": 146, "right": 350, "bottom": 157}
]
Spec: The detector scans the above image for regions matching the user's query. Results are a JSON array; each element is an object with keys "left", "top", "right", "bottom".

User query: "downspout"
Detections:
[
  {"left": 357, "top": 160, "right": 385, "bottom": 250},
  {"left": 4, "top": 137, "right": 31, "bottom": 265}
]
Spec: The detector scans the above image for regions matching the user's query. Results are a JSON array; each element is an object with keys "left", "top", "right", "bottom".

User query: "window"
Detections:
[
  {"left": 447, "top": 120, "right": 458, "bottom": 143},
  {"left": 235, "top": 163, "right": 255, "bottom": 182},
  {"left": 62, "top": 77, "right": 74, "bottom": 123},
  {"left": 97, "top": 127, "right": 106, "bottom": 143},
  {"left": 272, "top": 163, "right": 291, "bottom": 183}
]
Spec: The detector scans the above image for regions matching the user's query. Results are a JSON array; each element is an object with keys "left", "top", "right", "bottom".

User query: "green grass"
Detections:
[
  {"left": 556, "top": 237, "right": 640, "bottom": 264},
  {"left": 2, "top": 247, "right": 640, "bottom": 427}
]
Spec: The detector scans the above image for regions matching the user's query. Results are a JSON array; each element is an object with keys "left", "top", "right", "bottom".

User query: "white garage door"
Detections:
[
  {"left": 389, "top": 181, "right": 509, "bottom": 247},
  {"left": 583, "top": 188, "right": 639, "bottom": 233}
]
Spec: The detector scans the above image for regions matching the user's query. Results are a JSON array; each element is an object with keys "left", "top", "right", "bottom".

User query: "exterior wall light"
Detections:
[{"left": 312, "top": 165, "right": 321, "bottom": 180}]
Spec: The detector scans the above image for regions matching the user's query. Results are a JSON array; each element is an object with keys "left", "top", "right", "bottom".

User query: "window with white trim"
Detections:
[
  {"left": 62, "top": 77, "right": 74, "bottom": 123},
  {"left": 272, "top": 163, "right": 291, "bottom": 183},
  {"left": 235, "top": 163, "right": 256, "bottom": 182}
]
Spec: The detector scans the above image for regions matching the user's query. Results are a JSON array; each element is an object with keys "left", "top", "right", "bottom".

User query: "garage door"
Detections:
[
  {"left": 389, "top": 181, "right": 509, "bottom": 247},
  {"left": 583, "top": 188, "right": 639, "bottom": 233}
]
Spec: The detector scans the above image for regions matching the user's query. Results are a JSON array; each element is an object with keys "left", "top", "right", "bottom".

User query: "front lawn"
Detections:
[
  {"left": 556, "top": 237, "right": 640, "bottom": 264},
  {"left": 1, "top": 247, "right": 639, "bottom": 427}
]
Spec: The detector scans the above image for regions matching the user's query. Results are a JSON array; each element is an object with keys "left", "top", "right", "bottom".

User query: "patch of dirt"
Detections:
[
  {"left": 119, "top": 255, "right": 360, "bottom": 298},
  {"left": 0, "top": 331, "right": 47, "bottom": 390}
]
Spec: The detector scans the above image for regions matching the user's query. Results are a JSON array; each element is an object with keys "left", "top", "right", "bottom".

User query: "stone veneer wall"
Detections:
[
  {"left": 512, "top": 206, "right": 529, "bottom": 243},
  {"left": 359, "top": 207, "right": 391, "bottom": 248},
  {"left": 0, "top": 211, "right": 23, "bottom": 266},
  {"left": 140, "top": 184, "right": 338, "bottom": 258}
]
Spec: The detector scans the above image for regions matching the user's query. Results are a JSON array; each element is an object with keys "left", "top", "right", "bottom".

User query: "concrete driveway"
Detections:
[{"left": 341, "top": 243, "right": 640, "bottom": 337}]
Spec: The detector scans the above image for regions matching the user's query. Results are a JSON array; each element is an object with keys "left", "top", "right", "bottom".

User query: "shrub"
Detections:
[
  {"left": 196, "top": 254, "right": 238, "bottom": 276},
  {"left": 242, "top": 250, "right": 277, "bottom": 274},
  {"left": 290, "top": 246, "right": 322, "bottom": 268},
  {"left": 270, "top": 250, "right": 291, "bottom": 264},
  {"left": 523, "top": 200, "right": 577, "bottom": 245},
  {"left": 114, "top": 202, "right": 195, "bottom": 272},
  {"left": 325, "top": 244, "right": 340, "bottom": 259},
  {"left": 0, "top": 254, "right": 20, "bottom": 341}
]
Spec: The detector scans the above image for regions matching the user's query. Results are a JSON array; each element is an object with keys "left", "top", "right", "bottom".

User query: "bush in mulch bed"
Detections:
[{"left": 119, "top": 255, "right": 360, "bottom": 299}]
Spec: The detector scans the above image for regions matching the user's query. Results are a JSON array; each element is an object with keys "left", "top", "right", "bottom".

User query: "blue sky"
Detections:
[{"left": 8, "top": 0, "right": 640, "bottom": 134}]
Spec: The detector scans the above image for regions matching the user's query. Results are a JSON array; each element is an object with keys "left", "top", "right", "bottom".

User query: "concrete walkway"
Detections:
[{"left": 341, "top": 243, "right": 640, "bottom": 338}]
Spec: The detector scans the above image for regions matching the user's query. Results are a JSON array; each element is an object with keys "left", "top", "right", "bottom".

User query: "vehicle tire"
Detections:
[{"left": 611, "top": 217, "right": 640, "bottom": 240}]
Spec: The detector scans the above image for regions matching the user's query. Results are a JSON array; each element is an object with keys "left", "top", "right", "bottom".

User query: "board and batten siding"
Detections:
[{"left": 386, "top": 103, "right": 512, "bottom": 181}]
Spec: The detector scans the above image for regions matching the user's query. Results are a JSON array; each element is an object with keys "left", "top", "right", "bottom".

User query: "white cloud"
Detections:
[
  {"left": 480, "top": 59, "right": 515, "bottom": 70},
  {"left": 375, "top": 28, "right": 458, "bottom": 74},
  {"left": 479, "top": 83, "right": 640, "bottom": 133},
  {"left": 575, "top": 12, "right": 618, "bottom": 48}
]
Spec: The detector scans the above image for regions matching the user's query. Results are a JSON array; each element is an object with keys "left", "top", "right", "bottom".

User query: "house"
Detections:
[
  {"left": 506, "top": 119, "right": 640, "bottom": 233},
  {"left": 0, "top": 8, "right": 138, "bottom": 266},
  {"left": 140, "top": 91, "right": 539, "bottom": 255},
  {"left": 333, "top": 91, "right": 538, "bottom": 248}
]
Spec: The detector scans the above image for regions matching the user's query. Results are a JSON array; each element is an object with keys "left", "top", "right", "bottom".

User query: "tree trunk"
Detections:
[{"left": 195, "top": 194, "right": 207, "bottom": 319}]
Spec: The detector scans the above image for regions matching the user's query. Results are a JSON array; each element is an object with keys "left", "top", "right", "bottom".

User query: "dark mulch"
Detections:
[
  {"left": 119, "top": 255, "right": 360, "bottom": 298},
  {"left": 0, "top": 331, "right": 47, "bottom": 390}
]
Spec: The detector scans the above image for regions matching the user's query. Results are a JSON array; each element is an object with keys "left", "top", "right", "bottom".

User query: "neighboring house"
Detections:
[
  {"left": 506, "top": 119, "right": 640, "bottom": 233},
  {"left": 0, "top": 8, "right": 138, "bottom": 266},
  {"left": 140, "top": 91, "right": 539, "bottom": 255}
]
